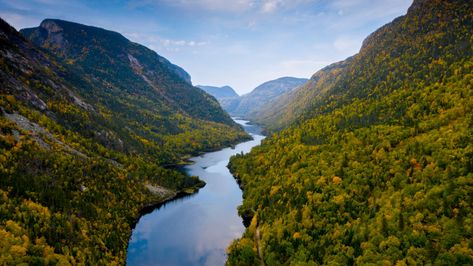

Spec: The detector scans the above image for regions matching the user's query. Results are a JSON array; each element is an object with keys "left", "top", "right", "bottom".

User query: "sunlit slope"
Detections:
[
  {"left": 227, "top": 0, "right": 473, "bottom": 264},
  {"left": 254, "top": 0, "right": 472, "bottom": 132}
]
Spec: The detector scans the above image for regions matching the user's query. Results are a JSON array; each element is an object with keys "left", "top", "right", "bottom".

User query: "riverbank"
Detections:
[
  {"left": 163, "top": 133, "right": 254, "bottom": 168},
  {"left": 126, "top": 119, "right": 265, "bottom": 265},
  {"left": 129, "top": 127, "right": 251, "bottom": 227}
]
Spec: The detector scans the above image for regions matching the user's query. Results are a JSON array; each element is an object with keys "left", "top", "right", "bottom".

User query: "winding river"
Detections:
[{"left": 127, "top": 119, "right": 265, "bottom": 266}]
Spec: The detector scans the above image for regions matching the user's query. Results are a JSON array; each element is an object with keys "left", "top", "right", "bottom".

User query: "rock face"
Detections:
[
  {"left": 21, "top": 19, "right": 235, "bottom": 125},
  {"left": 23, "top": 19, "right": 192, "bottom": 84}
]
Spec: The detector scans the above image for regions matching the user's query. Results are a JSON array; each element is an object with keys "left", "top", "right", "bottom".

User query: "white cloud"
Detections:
[
  {"left": 124, "top": 32, "right": 207, "bottom": 54},
  {"left": 0, "top": 0, "right": 413, "bottom": 96},
  {"left": 162, "top": 39, "right": 207, "bottom": 47},
  {"left": 260, "top": 0, "right": 318, "bottom": 14},
  {"left": 261, "top": 0, "right": 280, "bottom": 13},
  {"left": 330, "top": 0, "right": 364, "bottom": 10}
]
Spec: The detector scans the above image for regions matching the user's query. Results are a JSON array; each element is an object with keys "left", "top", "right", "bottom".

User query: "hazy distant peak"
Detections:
[
  {"left": 197, "top": 85, "right": 239, "bottom": 98},
  {"left": 230, "top": 76, "right": 308, "bottom": 118},
  {"left": 249, "top": 77, "right": 308, "bottom": 95}
]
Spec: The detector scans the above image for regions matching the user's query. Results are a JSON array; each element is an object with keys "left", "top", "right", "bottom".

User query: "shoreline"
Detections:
[
  {"left": 129, "top": 125, "right": 254, "bottom": 229},
  {"left": 126, "top": 119, "right": 264, "bottom": 264}
]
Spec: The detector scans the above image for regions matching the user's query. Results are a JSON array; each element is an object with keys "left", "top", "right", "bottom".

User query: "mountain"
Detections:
[
  {"left": 0, "top": 18, "right": 248, "bottom": 264},
  {"left": 253, "top": 60, "right": 352, "bottom": 131},
  {"left": 228, "top": 0, "right": 473, "bottom": 265},
  {"left": 21, "top": 19, "right": 235, "bottom": 126},
  {"left": 197, "top": 78, "right": 307, "bottom": 118},
  {"left": 198, "top": 85, "right": 239, "bottom": 98},
  {"left": 18, "top": 19, "right": 249, "bottom": 158},
  {"left": 231, "top": 77, "right": 308, "bottom": 118},
  {"left": 254, "top": 0, "right": 473, "bottom": 132},
  {"left": 197, "top": 85, "right": 241, "bottom": 112}
]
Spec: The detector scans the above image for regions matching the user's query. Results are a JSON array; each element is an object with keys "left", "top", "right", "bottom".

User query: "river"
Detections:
[{"left": 126, "top": 119, "right": 265, "bottom": 266}]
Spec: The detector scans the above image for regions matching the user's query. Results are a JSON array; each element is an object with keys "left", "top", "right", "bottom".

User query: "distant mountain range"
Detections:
[
  {"left": 199, "top": 77, "right": 307, "bottom": 118},
  {"left": 197, "top": 85, "right": 241, "bottom": 112},
  {"left": 198, "top": 85, "right": 239, "bottom": 98}
]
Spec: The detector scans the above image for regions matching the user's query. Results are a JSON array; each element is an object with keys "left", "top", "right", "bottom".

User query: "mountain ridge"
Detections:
[
  {"left": 253, "top": 0, "right": 473, "bottom": 131},
  {"left": 252, "top": 64, "right": 350, "bottom": 131},
  {"left": 197, "top": 85, "right": 239, "bottom": 98},
  {"left": 21, "top": 19, "right": 236, "bottom": 126},
  {"left": 22, "top": 18, "right": 193, "bottom": 84}
]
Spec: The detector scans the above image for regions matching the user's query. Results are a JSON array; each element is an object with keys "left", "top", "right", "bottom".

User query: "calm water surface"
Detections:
[{"left": 127, "top": 119, "right": 264, "bottom": 266}]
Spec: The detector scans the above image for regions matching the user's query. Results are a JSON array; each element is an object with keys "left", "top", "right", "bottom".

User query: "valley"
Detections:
[
  {"left": 0, "top": 0, "right": 472, "bottom": 265},
  {"left": 198, "top": 77, "right": 307, "bottom": 120},
  {"left": 127, "top": 119, "right": 264, "bottom": 266}
]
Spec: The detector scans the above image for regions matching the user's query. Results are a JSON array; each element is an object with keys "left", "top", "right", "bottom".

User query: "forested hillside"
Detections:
[
  {"left": 0, "top": 17, "right": 247, "bottom": 264},
  {"left": 254, "top": 0, "right": 472, "bottom": 133},
  {"left": 20, "top": 19, "right": 244, "bottom": 158},
  {"left": 228, "top": 0, "right": 473, "bottom": 264},
  {"left": 253, "top": 60, "right": 352, "bottom": 131}
]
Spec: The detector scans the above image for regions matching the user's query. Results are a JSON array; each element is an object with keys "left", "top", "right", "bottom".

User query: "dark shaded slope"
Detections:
[
  {"left": 21, "top": 19, "right": 235, "bottom": 126},
  {"left": 19, "top": 19, "right": 248, "bottom": 160}
]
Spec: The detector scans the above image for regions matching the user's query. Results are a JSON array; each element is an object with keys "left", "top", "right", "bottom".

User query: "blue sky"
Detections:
[{"left": 0, "top": 0, "right": 412, "bottom": 94}]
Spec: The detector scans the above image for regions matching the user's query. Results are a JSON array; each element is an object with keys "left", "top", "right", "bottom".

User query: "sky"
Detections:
[{"left": 0, "top": 0, "right": 412, "bottom": 95}]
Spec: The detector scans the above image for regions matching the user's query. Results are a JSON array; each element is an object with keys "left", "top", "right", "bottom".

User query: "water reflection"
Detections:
[{"left": 127, "top": 119, "right": 264, "bottom": 266}]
